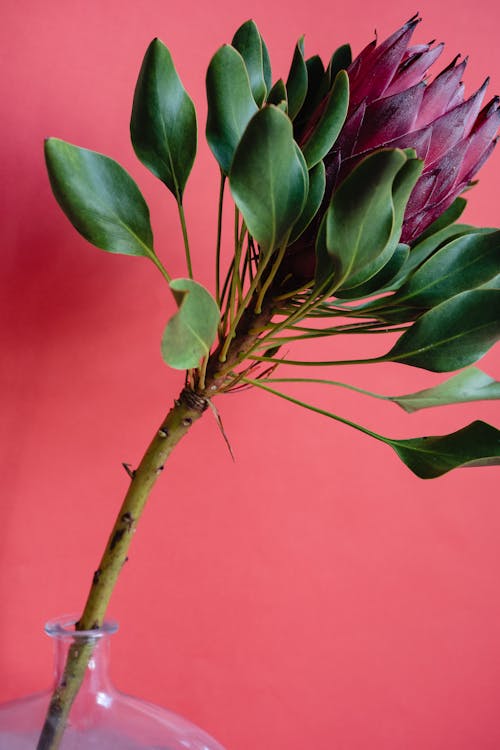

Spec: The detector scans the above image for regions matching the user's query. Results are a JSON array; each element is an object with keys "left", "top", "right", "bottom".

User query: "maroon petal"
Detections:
[
  {"left": 426, "top": 139, "right": 469, "bottom": 204},
  {"left": 458, "top": 137, "right": 498, "bottom": 185},
  {"left": 415, "top": 57, "right": 467, "bottom": 127},
  {"left": 401, "top": 43, "right": 433, "bottom": 61},
  {"left": 404, "top": 172, "right": 438, "bottom": 219},
  {"left": 456, "top": 98, "right": 500, "bottom": 182},
  {"left": 402, "top": 192, "right": 460, "bottom": 242},
  {"left": 348, "top": 18, "right": 420, "bottom": 109},
  {"left": 346, "top": 39, "right": 377, "bottom": 91},
  {"left": 447, "top": 82, "right": 465, "bottom": 110},
  {"left": 334, "top": 101, "right": 366, "bottom": 158},
  {"left": 384, "top": 43, "right": 444, "bottom": 96},
  {"left": 376, "top": 124, "right": 432, "bottom": 160},
  {"left": 355, "top": 82, "right": 425, "bottom": 152},
  {"left": 425, "top": 80, "right": 488, "bottom": 165},
  {"left": 324, "top": 148, "right": 342, "bottom": 191}
]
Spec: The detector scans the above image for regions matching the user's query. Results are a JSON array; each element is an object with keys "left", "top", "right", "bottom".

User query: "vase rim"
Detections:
[{"left": 44, "top": 614, "right": 119, "bottom": 639}]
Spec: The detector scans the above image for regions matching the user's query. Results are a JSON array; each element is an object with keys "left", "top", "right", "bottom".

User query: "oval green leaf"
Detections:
[
  {"left": 286, "top": 38, "right": 308, "bottom": 120},
  {"left": 44, "top": 138, "right": 154, "bottom": 258},
  {"left": 328, "top": 44, "right": 352, "bottom": 82},
  {"left": 385, "top": 289, "right": 500, "bottom": 372},
  {"left": 232, "top": 20, "right": 267, "bottom": 106},
  {"left": 229, "top": 106, "right": 308, "bottom": 252},
  {"left": 288, "top": 161, "right": 326, "bottom": 244},
  {"left": 335, "top": 243, "right": 410, "bottom": 299},
  {"left": 130, "top": 39, "right": 197, "bottom": 201},
  {"left": 161, "top": 279, "right": 220, "bottom": 369},
  {"left": 301, "top": 70, "right": 349, "bottom": 168},
  {"left": 391, "top": 230, "right": 500, "bottom": 308},
  {"left": 390, "top": 367, "right": 500, "bottom": 413},
  {"left": 387, "top": 421, "right": 500, "bottom": 478},
  {"left": 206, "top": 45, "right": 258, "bottom": 174}
]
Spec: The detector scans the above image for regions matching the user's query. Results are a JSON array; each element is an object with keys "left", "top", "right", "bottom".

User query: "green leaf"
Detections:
[
  {"left": 261, "top": 34, "right": 272, "bottom": 92},
  {"left": 390, "top": 367, "right": 500, "bottom": 413},
  {"left": 480, "top": 275, "right": 500, "bottom": 290},
  {"left": 301, "top": 70, "right": 349, "bottom": 168},
  {"left": 232, "top": 20, "right": 267, "bottom": 106},
  {"left": 384, "top": 290, "right": 500, "bottom": 372},
  {"left": 301, "top": 55, "right": 326, "bottom": 112},
  {"left": 337, "top": 155, "right": 423, "bottom": 292},
  {"left": 316, "top": 149, "right": 409, "bottom": 289},
  {"left": 413, "top": 197, "right": 467, "bottom": 242},
  {"left": 327, "top": 44, "right": 352, "bottom": 81},
  {"left": 44, "top": 138, "right": 154, "bottom": 258},
  {"left": 161, "top": 279, "right": 220, "bottom": 369},
  {"left": 267, "top": 78, "right": 288, "bottom": 108},
  {"left": 288, "top": 161, "right": 325, "bottom": 244},
  {"left": 387, "top": 421, "right": 500, "bottom": 479},
  {"left": 286, "top": 38, "right": 308, "bottom": 120},
  {"left": 391, "top": 224, "right": 495, "bottom": 290},
  {"left": 206, "top": 45, "right": 258, "bottom": 174},
  {"left": 243, "top": 378, "right": 500, "bottom": 480},
  {"left": 390, "top": 230, "right": 500, "bottom": 308},
  {"left": 229, "top": 106, "right": 308, "bottom": 252},
  {"left": 292, "top": 55, "right": 328, "bottom": 129},
  {"left": 335, "top": 243, "right": 409, "bottom": 299},
  {"left": 130, "top": 38, "right": 197, "bottom": 201}
]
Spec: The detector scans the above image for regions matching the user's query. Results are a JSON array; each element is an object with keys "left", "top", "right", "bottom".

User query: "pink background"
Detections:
[{"left": 1, "top": 1, "right": 499, "bottom": 748}]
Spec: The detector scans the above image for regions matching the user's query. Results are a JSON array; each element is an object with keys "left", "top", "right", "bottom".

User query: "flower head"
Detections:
[
  {"left": 291, "top": 16, "right": 499, "bottom": 278},
  {"left": 337, "top": 16, "right": 499, "bottom": 240}
]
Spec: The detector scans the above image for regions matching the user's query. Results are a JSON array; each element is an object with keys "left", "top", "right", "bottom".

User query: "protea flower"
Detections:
[{"left": 292, "top": 15, "right": 499, "bottom": 278}]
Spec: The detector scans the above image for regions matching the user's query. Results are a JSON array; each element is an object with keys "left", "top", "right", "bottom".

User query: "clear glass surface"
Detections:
[{"left": 0, "top": 615, "right": 226, "bottom": 750}]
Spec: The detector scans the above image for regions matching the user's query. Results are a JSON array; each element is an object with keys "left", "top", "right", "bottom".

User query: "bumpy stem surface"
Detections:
[
  {"left": 36, "top": 388, "right": 208, "bottom": 750},
  {"left": 37, "top": 299, "right": 275, "bottom": 750}
]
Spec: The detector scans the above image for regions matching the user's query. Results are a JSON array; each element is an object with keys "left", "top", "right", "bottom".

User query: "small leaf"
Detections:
[
  {"left": 384, "top": 289, "right": 500, "bottom": 372},
  {"left": 229, "top": 106, "right": 308, "bottom": 252},
  {"left": 288, "top": 161, "right": 326, "bottom": 244},
  {"left": 316, "top": 149, "right": 408, "bottom": 289},
  {"left": 286, "top": 38, "right": 308, "bottom": 120},
  {"left": 267, "top": 78, "right": 288, "bottom": 108},
  {"left": 130, "top": 39, "right": 197, "bottom": 201},
  {"left": 335, "top": 243, "right": 410, "bottom": 299},
  {"left": 206, "top": 45, "right": 258, "bottom": 174},
  {"left": 161, "top": 279, "right": 220, "bottom": 369},
  {"left": 394, "top": 224, "right": 495, "bottom": 288},
  {"left": 301, "top": 70, "right": 349, "bottom": 168},
  {"left": 387, "top": 421, "right": 500, "bottom": 479},
  {"left": 44, "top": 138, "right": 154, "bottom": 258},
  {"left": 298, "top": 55, "right": 326, "bottom": 116},
  {"left": 391, "top": 230, "right": 500, "bottom": 308},
  {"left": 327, "top": 44, "right": 352, "bottom": 81},
  {"left": 261, "top": 34, "right": 272, "bottom": 92},
  {"left": 390, "top": 367, "right": 500, "bottom": 413},
  {"left": 232, "top": 20, "right": 267, "bottom": 106}
]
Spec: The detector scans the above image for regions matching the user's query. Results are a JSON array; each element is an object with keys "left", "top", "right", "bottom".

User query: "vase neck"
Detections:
[{"left": 46, "top": 615, "right": 118, "bottom": 696}]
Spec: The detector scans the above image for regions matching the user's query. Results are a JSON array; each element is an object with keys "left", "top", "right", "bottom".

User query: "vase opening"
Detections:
[{"left": 0, "top": 615, "right": 227, "bottom": 749}]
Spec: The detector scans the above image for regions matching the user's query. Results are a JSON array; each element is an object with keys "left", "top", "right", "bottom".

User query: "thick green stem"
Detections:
[{"left": 36, "top": 388, "right": 209, "bottom": 750}]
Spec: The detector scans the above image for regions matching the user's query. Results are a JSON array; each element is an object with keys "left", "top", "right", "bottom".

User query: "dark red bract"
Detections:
[{"left": 328, "top": 15, "right": 499, "bottom": 242}]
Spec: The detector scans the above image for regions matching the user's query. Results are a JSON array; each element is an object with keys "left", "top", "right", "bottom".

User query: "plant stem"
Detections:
[
  {"left": 36, "top": 291, "right": 276, "bottom": 750},
  {"left": 178, "top": 202, "right": 193, "bottom": 279},
  {"left": 215, "top": 173, "right": 226, "bottom": 305},
  {"left": 36, "top": 388, "right": 209, "bottom": 750}
]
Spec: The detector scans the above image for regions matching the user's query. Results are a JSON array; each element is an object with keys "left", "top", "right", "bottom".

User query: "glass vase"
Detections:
[{"left": 0, "top": 615, "right": 226, "bottom": 750}]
